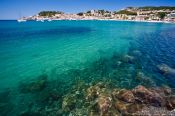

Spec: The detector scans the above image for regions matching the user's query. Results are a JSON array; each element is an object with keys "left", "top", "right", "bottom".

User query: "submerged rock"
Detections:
[
  {"left": 166, "top": 96, "right": 175, "bottom": 110},
  {"left": 135, "top": 106, "right": 175, "bottom": 115},
  {"left": 115, "top": 101, "right": 127, "bottom": 113},
  {"left": 132, "top": 85, "right": 165, "bottom": 107},
  {"left": 132, "top": 50, "right": 142, "bottom": 57},
  {"left": 114, "top": 100, "right": 128, "bottom": 114},
  {"left": 86, "top": 82, "right": 106, "bottom": 101},
  {"left": 19, "top": 74, "right": 47, "bottom": 93},
  {"left": 122, "top": 55, "right": 135, "bottom": 63},
  {"left": 136, "top": 72, "right": 155, "bottom": 86},
  {"left": 163, "top": 86, "right": 172, "bottom": 95},
  {"left": 157, "top": 64, "right": 175, "bottom": 76},
  {"left": 136, "top": 72, "right": 146, "bottom": 80},
  {"left": 62, "top": 94, "right": 76, "bottom": 112},
  {"left": 86, "top": 85, "right": 100, "bottom": 101},
  {"left": 115, "top": 100, "right": 145, "bottom": 115},
  {"left": 126, "top": 103, "right": 144, "bottom": 114},
  {"left": 98, "top": 94, "right": 112, "bottom": 116},
  {"left": 153, "top": 86, "right": 172, "bottom": 97},
  {"left": 117, "top": 61, "right": 122, "bottom": 66},
  {"left": 116, "top": 89, "right": 135, "bottom": 103},
  {"left": 51, "top": 82, "right": 175, "bottom": 115}
]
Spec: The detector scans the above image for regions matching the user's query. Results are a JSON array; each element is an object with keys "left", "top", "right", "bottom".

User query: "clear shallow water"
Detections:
[
  {"left": 0, "top": 20, "right": 134, "bottom": 88},
  {"left": 0, "top": 20, "right": 175, "bottom": 115}
]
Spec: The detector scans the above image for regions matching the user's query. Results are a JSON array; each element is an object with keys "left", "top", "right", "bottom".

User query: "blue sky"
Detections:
[{"left": 1, "top": 0, "right": 175, "bottom": 19}]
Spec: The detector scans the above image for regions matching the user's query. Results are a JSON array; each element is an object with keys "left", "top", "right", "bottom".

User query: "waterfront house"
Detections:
[{"left": 167, "top": 13, "right": 175, "bottom": 22}]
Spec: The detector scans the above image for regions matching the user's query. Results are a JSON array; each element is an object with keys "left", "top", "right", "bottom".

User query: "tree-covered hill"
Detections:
[
  {"left": 38, "top": 11, "right": 64, "bottom": 17},
  {"left": 138, "top": 6, "right": 175, "bottom": 10},
  {"left": 114, "top": 10, "right": 137, "bottom": 15}
]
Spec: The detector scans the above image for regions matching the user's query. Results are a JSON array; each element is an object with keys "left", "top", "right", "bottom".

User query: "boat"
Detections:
[
  {"left": 17, "top": 12, "right": 26, "bottom": 22},
  {"left": 48, "top": 19, "right": 52, "bottom": 22},
  {"left": 36, "top": 19, "right": 45, "bottom": 22},
  {"left": 17, "top": 19, "right": 26, "bottom": 22}
]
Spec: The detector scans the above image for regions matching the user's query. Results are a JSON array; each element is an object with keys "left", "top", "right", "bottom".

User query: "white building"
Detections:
[{"left": 167, "top": 13, "right": 175, "bottom": 22}]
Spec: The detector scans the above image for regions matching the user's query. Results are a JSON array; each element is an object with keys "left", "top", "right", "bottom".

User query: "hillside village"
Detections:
[{"left": 23, "top": 6, "right": 175, "bottom": 22}]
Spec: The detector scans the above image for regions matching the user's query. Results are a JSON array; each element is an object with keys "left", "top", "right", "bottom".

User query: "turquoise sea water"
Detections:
[
  {"left": 0, "top": 20, "right": 175, "bottom": 115},
  {"left": 0, "top": 20, "right": 131, "bottom": 88}
]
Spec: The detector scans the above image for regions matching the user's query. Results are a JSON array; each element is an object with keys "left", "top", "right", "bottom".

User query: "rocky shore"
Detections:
[
  {"left": 15, "top": 79, "right": 175, "bottom": 116},
  {"left": 62, "top": 82, "right": 175, "bottom": 115}
]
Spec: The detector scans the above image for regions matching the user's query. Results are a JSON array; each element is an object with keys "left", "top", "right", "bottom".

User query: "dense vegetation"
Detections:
[
  {"left": 138, "top": 6, "right": 175, "bottom": 11},
  {"left": 86, "top": 11, "right": 91, "bottom": 13},
  {"left": 38, "top": 11, "right": 63, "bottom": 17},
  {"left": 77, "top": 12, "right": 84, "bottom": 16},
  {"left": 97, "top": 10, "right": 110, "bottom": 15},
  {"left": 157, "top": 12, "right": 166, "bottom": 19},
  {"left": 114, "top": 10, "right": 137, "bottom": 15}
]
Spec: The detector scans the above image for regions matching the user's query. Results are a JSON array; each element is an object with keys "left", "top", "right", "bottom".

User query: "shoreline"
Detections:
[{"left": 17, "top": 19, "right": 175, "bottom": 24}]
